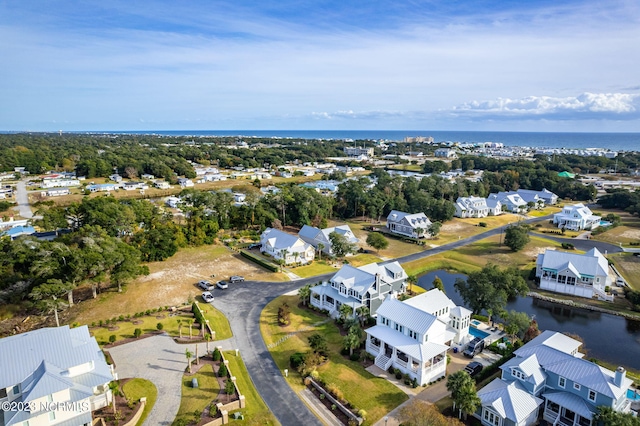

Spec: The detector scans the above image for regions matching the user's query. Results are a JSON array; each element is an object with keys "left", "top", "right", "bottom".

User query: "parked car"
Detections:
[
  {"left": 230, "top": 275, "right": 245, "bottom": 283},
  {"left": 202, "top": 291, "right": 214, "bottom": 302},
  {"left": 197, "top": 280, "right": 213, "bottom": 290},
  {"left": 464, "top": 361, "right": 483, "bottom": 377},
  {"left": 463, "top": 337, "right": 485, "bottom": 358},
  {"left": 247, "top": 243, "right": 261, "bottom": 250},
  {"left": 216, "top": 280, "right": 229, "bottom": 289}
]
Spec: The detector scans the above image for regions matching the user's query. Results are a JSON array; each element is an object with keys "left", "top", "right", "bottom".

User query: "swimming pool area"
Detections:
[
  {"left": 628, "top": 389, "right": 640, "bottom": 400},
  {"left": 471, "top": 319, "right": 482, "bottom": 327},
  {"left": 469, "top": 326, "right": 490, "bottom": 339}
]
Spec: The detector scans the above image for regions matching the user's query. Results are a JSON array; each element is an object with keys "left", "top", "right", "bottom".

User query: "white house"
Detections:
[
  {"left": 0, "top": 325, "right": 116, "bottom": 426},
  {"left": 40, "top": 179, "right": 81, "bottom": 189},
  {"left": 488, "top": 192, "right": 528, "bottom": 213},
  {"left": 536, "top": 248, "right": 613, "bottom": 301},
  {"left": 165, "top": 196, "right": 181, "bottom": 208},
  {"left": 260, "top": 228, "right": 315, "bottom": 265},
  {"left": 154, "top": 180, "right": 171, "bottom": 189},
  {"left": 553, "top": 204, "right": 601, "bottom": 231},
  {"left": 434, "top": 148, "right": 457, "bottom": 158},
  {"left": 298, "top": 224, "right": 359, "bottom": 256},
  {"left": 386, "top": 210, "right": 432, "bottom": 239},
  {"left": 455, "top": 196, "right": 490, "bottom": 218},
  {"left": 365, "top": 289, "right": 471, "bottom": 386},
  {"left": 42, "top": 188, "right": 71, "bottom": 197},
  {"left": 177, "top": 178, "right": 194, "bottom": 188},
  {"left": 121, "top": 181, "right": 148, "bottom": 191},
  {"left": 516, "top": 188, "right": 558, "bottom": 205},
  {"left": 310, "top": 261, "right": 407, "bottom": 316},
  {"left": 475, "top": 330, "right": 633, "bottom": 426},
  {"left": 485, "top": 198, "right": 503, "bottom": 216}
]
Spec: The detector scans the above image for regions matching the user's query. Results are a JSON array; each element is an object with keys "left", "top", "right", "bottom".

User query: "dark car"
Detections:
[
  {"left": 463, "top": 337, "right": 485, "bottom": 358},
  {"left": 464, "top": 361, "right": 483, "bottom": 377}
]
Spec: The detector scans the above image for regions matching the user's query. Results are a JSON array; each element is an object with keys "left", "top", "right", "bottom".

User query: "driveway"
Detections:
[
  {"left": 107, "top": 334, "right": 187, "bottom": 426},
  {"left": 14, "top": 179, "right": 34, "bottom": 218}
]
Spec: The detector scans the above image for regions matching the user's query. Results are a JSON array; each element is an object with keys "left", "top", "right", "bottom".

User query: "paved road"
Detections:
[
  {"left": 107, "top": 334, "right": 187, "bottom": 426},
  {"left": 108, "top": 214, "right": 624, "bottom": 425},
  {"left": 14, "top": 180, "right": 34, "bottom": 218}
]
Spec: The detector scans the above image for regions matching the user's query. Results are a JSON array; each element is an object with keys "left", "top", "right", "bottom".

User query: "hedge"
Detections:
[{"left": 240, "top": 250, "right": 279, "bottom": 272}]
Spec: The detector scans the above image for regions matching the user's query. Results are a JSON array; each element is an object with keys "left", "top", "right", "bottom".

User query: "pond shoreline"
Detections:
[{"left": 528, "top": 292, "right": 640, "bottom": 321}]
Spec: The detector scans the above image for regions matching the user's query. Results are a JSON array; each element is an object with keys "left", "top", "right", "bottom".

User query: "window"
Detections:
[
  {"left": 558, "top": 377, "right": 566, "bottom": 388},
  {"left": 483, "top": 408, "right": 501, "bottom": 426},
  {"left": 12, "top": 385, "right": 19, "bottom": 395},
  {"left": 0, "top": 388, "right": 7, "bottom": 398},
  {"left": 573, "top": 382, "right": 581, "bottom": 391},
  {"left": 588, "top": 389, "right": 597, "bottom": 402}
]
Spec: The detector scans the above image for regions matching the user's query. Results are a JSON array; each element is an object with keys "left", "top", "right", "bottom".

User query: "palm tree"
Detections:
[
  {"left": 298, "top": 284, "right": 311, "bottom": 307},
  {"left": 188, "top": 319, "right": 194, "bottom": 339},
  {"left": 317, "top": 243, "right": 325, "bottom": 260},
  {"left": 292, "top": 251, "right": 300, "bottom": 266},
  {"left": 205, "top": 333, "right": 211, "bottom": 354},
  {"left": 108, "top": 381, "right": 121, "bottom": 415},
  {"left": 185, "top": 349, "right": 193, "bottom": 373},
  {"left": 447, "top": 371, "right": 479, "bottom": 419},
  {"left": 177, "top": 319, "right": 183, "bottom": 339},
  {"left": 407, "top": 275, "right": 417, "bottom": 295},
  {"left": 281, "top": 249, "right": 289, "bottom": 265},
  {"left": 343, "top": 330, "right": 361, "bottom": 356},
  {"left": 339, "top": 303, "right": 353, "bottom": 322},
  {"left": 355, "top": 306, "right": 370, "bottom": 327}
]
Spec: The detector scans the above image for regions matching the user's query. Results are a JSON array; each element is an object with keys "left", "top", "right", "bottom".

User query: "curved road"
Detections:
[
  {"left": 211, "top": 214, "right": 622, "bottom": 425},
  {"left": 110, "top": 215, "right": 621, "bottom": 425}
]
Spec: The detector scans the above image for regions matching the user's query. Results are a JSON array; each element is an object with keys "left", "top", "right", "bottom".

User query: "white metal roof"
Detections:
[
  {"left": 543, "top": 391, "right": 596, "bottom": 420},
  {"left": 538, "top": 249, "right": 608, "bottom": 279},
  {"left": 366, "top": 325, "right": 448, "bottom": 361},
  {"left": 478, "top": 379, "right": 543, "bottom": 423},
  {"left": 376, "top": 297, "right": 440, "bottom": 335},
  {"left": 403, "top": 288, "right": 456, "bottom": 316}
]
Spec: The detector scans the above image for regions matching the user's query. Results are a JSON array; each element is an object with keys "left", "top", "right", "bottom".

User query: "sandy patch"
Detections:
[
  {"left": 522, "top": 246, "right": 555, "bottom": 258},
  {"left": 441, "top": 222, "right": 465, "bottom": 232},
  {"left": 620, "top": 229, "right": 640, "bottom": 239}
]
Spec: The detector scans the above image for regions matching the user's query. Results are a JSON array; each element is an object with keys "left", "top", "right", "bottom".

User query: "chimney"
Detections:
[{"left": 614, "top": 366, "right": 626, "bottom": 387}]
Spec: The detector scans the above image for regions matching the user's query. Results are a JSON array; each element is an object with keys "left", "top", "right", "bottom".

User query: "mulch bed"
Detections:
[
  {"left": 93, "top": 378, "right": 142, "bottom": 426},
  {"left": 307, "top": 384, "right": 353, "bottom": 426}
]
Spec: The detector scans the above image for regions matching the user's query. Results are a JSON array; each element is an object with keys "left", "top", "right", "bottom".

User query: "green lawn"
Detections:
[
  {"left": 347, "top": 253, "right": 383, "bottom": 267},
  {"left": 172, "top": 364, "right": 221, "bottom": 426},
  {"left": 609, "top": 253, "right": 640, "bottom": 291},
  {"left": 260, "top": 295, "right": 408, "bottom": 425},
  {"left": 90, "top": 303, "right": 233, "bottom": 346},
  {"left": 224, "top": 351, "right": 279, "bottom": 425},
  {"left": 122, "top": 379, "right": 157, "bottom": 426},
  {"left": 291, "top": 261, "right": 337, "bottom": 278}
]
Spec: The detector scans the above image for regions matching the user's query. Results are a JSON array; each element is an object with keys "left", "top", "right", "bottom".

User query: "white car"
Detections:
[
  {"left": 202, "top": 291, "right": 214, "bottom": 302},
  {"left": 216, "top": 281, "right": 229, "bottom": 289}
]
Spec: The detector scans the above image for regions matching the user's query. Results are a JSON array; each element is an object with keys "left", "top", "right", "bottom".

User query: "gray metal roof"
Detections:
[
  {"left": 501, "top": 354, "right": 547, "bottom": 387},
  {"left": 537, "top": 249, "right": 608, "bottom": 280},
  {"left": 478, "top": 379, "right": 543, "bottom": 423},
  {"left": 386, "top": 210, "right": 432, "bottom": 229},
  {"left": 543, "top": 391, "right": 596, "bottom": 420},
  {"left": 365, "top": 325, "right": 448, "bottom": 361}
]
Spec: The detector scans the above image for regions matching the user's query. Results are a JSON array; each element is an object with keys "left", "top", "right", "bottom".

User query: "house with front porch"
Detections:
[
  {"left": 364, "top": 289, "right": 471, "bottom": 386},
  {"left": 553, "top": 204, "right": 601, "bottom": 231},
  {"left": 536, "top": 248, "right": 612, "bottom": 301},
  {"left": 260, "top": 228, "right": 315, "bottom": 266},
  {"left": 475, "top": 330, "right": 633, "bottom": 426},
  {"left": 310, "top": 261, "right": 407, "bottom": 317},
  {"left": 516, "top": 188, "right": 558, "bottom": 205},
  {"left": 298, "top": 224, "right": 359, "bottom": 256},
  {"left": 386, "top": 210, "right": 432, "bottom": 239},
  {"left": 488, "top": 192, "right": 528, "bottom": 213},
  {"left": 455, "top": 196, "right": 490, "bottom": 218},
  {"left": 365, "top": 289, "right": 471, "bottom": 386}
]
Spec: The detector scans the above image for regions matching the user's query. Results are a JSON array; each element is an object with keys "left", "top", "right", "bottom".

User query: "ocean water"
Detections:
[{"left": 108, "top": 130, "right": 640, "bottom": 152}]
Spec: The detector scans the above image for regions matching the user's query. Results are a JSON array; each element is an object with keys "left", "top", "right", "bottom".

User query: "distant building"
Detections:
[
  {"left": 42, "top": 188, "right": 71, "bottom": 197},
  {"left": 386, "top": 210, "right": 432, "bottom": 239},
  {"left": 516, "top": 188, "right": 558, "bottom": 205},
  {"left": 298, "top": 224, "right": 359, "bottom": 256},
  {"left": 177, "top": 178, "right": 194, "bottom": 188},
  {"left": 260, "top": 228, "right": 315, "bottom": 266},
  {"left": 488, "top": 192, "right": 528, "bottom": 213},
  {"left": 455, "top": 196, "right": 489, "bottom": 218},
  {"left": 434, "top": 148, "right": 457, "bottom": 158},
  {"left": 344, "top": 147, "right": 374, "bottom": 158}
]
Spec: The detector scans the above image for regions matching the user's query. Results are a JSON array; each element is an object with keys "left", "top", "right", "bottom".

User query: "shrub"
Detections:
[
  {"left": 118, "top": 315, "right": 125, "bottom": 321},
  {"left": 290, "top": 352, "right": 306, "bottom": 370},
  {"left": 325, "top": 383, "right": 344, "bottom": 402},
  {"left": 411, "top": 378, "right": 418, "bottom": 388},
  {"left": 91, "top": 322, "right": 96, "bottom": 327},
  {"left": 192, "top": 303, "right": 205, "bottom": 325},
  {"left": 349, "top": 352, "right": 360, "bottom": 362},
  {"left": 395, "top": 371, "right": 402, "bottom": 380},
  {"left": 331, "top": 404, "right": 336, "bottom": 411},
  {"left": 99, "top": 320, "right": 104, "bottom": 327},
  {"left": 212, "top": 348, "right": 222, "bottom": 361},
  {"left": 240, "top": 250, "right": 279, "bottom": 272},
  {"left": 320, "top": 393, "right": 325, "bottom": 400},
  {"left": 358, "top": 409, "right": 367, "bottom": 420},
  {"left": 109, "top": 335, "right": 117, "bottom": 343},
  {"left": 156, "top": 322, "right": 164, "bottom": 330},
  {"left": 478, "top": 222, "right": 487, "bottom": 227},
  {"left": 218, "top": 363, "right": 228, "bottom": 377},
  {"left": 134, "top": 328, "right": 142, "bottom": 338}
]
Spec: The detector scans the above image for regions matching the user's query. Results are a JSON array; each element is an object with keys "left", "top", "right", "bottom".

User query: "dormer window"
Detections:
[{"left": 12, "top": 385, "right": 19, "bottom": 395}]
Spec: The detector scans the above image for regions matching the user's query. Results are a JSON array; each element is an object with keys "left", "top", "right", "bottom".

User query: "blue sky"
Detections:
[{"left": 1, "top": 0, "right": 639, "bottom": 132}]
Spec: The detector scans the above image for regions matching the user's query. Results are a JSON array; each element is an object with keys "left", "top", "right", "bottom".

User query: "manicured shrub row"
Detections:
[
  {"left": 192, "top": 302, "right": 205, "bottom": 325},
  {"left": 240, "top": 250, "right": 279, "bottom": 272}
]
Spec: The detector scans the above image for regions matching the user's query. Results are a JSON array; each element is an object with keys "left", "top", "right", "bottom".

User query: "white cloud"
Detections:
[{"left": 449, "top": 93, "right": 640, "bottom": 120}]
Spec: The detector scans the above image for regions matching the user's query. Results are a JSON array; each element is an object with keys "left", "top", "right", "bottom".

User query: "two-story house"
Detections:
[
  {"left": 553, "top": 204, "right": 601, "bottom": 231},
  {"left": 536, "top": 248, "right": 612, "bottom": 301},
  {"left": 455, "top": 196, "right": 490, "bottom": 218},
  {"left": 488, "top": 192, "right": 529, "bottom": 213},
  {"left": 516, "top": 188, "right": 558, "bottom": 206},
  {"left": 298, "top": 224, "right": 359, "bottom": 256},
  {"left": 475, "top": 331, "right": 633, "bottom": 426},
  {"left": 0, "top": 325, "right": 116, "bottom": 426},
  {"left": 364, "top": 289, "right": 471, "bottom": 386},
  {"left": 260, "top": 228, "right": 315, "bottom": 265},
  {"left": 310, "top": 261, "right": 407, "bottom": 317},
  {"left": 386, "top": 210, "right": 432, "bottom": 239}
]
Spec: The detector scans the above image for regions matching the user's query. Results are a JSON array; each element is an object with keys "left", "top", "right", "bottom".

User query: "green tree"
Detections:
[
  {"left": 446, "top": 371, "right": 480, "bottom": 419},
  {"left": 134, "top": 328, "right": 142, "bottom": 338},
  {"left": 308, "top": 333, "right": 329, "bottom": 356},
  {"left": 339, "top": 303, "right": 354, "bottom": 322},
  {"left": 185, "top": 348, "right": 193, "bottom": 373},
  {"left": 225, "top": 378, "right": 235, "bottom": 401},
  {"left": 355, "top": 305, "right": 370, "bottom": 327},
  {"left": 298, "top": 284, "right": 311, "bottom": 307},
  {"left": 366, "top": 232, "right": 389, "bottom": 252},
  {"left": 594, "top": 406, "right": 640, "bottom": 426},
  {"left": 328, "top": 231, "right": 358, "bottom": 258},
  {"left": 29, "top": 279, "right": 75, "bottom": 327},
  {"left": 343, "top": 328, "right": 361, "bottom": 356},
  {"left": 432, "top": 276, "right": 445, "bottom": 292},
  {"left": 501, "top": 310, "right": 531, "bottom": 341},
  {"left": 454, "top": 264, "right": 528, "bottom": 314},
  {"left": 428, "top": 221, "right": 442, "bottom": 237},
  {"left": 317, "top": 242, "right": 325, "bottom": 260},
  {"left": 504, "top": 224, "right": 530, "bottom": 252},
  {"left": 399, "top": 399, "right": 465, "bottom": 426}
]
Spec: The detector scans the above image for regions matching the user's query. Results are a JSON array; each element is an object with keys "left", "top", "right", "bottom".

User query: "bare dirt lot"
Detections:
[{"left": 70, "top": 245, "right": 288, "bottom": 325}]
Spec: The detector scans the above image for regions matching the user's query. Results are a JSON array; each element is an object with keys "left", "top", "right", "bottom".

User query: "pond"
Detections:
[{"left": 418, "top": 270, "right": 640, "bottom": 370}]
